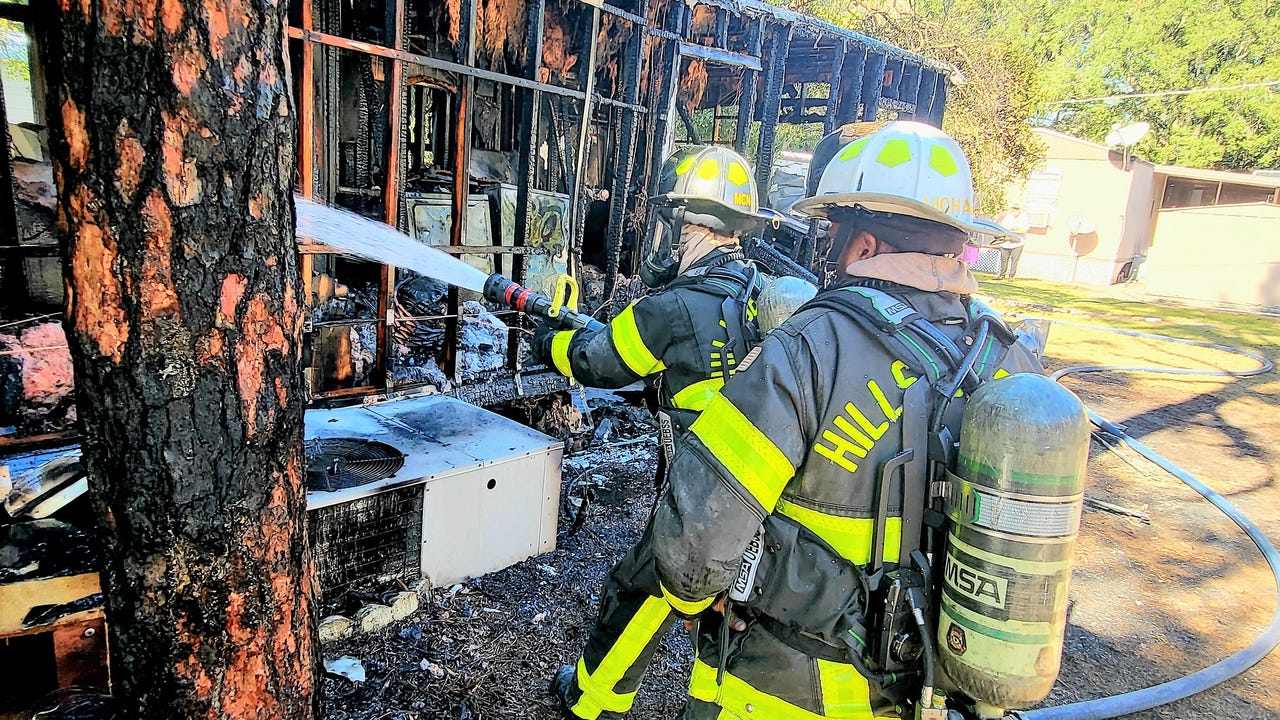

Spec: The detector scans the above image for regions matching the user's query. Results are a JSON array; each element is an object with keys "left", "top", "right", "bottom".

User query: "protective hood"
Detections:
[{"left": 845, "top": 252, "right": 979, "bottom": 295}]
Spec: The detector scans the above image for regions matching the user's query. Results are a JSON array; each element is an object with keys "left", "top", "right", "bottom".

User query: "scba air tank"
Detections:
[{"left": 937, "top": 373, "right": 1090, "bottom": 717}]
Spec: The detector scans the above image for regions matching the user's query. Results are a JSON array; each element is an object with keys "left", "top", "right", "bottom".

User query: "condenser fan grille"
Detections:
[{"left": 305, "top": 438, "right": 406, "bottom": 491}]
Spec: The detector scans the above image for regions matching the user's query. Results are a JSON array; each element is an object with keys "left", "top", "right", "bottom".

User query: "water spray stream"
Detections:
[
  {"left": 294, "top": 196, "right": 490, "bottom": 292},
  {"left": 294, "top": 197, "right": 602, "bottom": 332}
]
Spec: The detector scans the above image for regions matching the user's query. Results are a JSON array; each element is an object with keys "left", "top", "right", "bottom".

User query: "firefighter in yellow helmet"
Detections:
[
  {"left": 649, "top": 122, "right": 1045, "bottom": 719},
  {"left": 534, "top": 145, "right": 766, "bottom": 719}
]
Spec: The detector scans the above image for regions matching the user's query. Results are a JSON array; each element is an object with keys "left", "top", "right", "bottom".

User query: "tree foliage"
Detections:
[
  {"left": 888, "top": 0, "right": 1280, "bottom": 170},
  {"left": 794, "top": 0, "right": 1047, "bottom": 210},
  {"left": 982, "top": 0, "right": 1280, "bottom": 170}
]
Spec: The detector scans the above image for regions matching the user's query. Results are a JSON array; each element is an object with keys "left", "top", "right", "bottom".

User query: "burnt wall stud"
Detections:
[
  {"left": 834, "top": 45, "right": 866, "bottom": 129},
  {"left": 859, "top": 51, "right": 888, "bottom": 122},
  {"left": 823, "top": 39, "right": 847, "bottom": 135},
  {"left": 514, "top": 0, "right": 547, "bottom": 289},
  {"left": 445, "top": 0, "right": 480, "bottom": 380},
  {"left": 754, "top": 23, "right": 792, "bottom": 193},
  {"left": 569, "top": 6, "right": 603, "bottom": 266},
  {"left": 733, "top": 16, "right": 764, "bottom": 155},
  {"left": 604, "top": 0, "right": 650, "bottom": 291},
  {"left": 915, "top": 67, "right": 938, "bottom": 123}
]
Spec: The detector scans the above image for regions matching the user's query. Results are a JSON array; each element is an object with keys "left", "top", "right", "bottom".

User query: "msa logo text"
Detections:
[{"left": 945, "top": 555, "right": 1008, "bottom": 610}]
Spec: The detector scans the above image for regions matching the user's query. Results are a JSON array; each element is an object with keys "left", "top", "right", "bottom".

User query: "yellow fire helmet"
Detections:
[
  {"left": 793, "top": 121, "right": 989, "bottom": 235},
  {"left": 653, "top": 145, "right": 762, "bottom": 236}
]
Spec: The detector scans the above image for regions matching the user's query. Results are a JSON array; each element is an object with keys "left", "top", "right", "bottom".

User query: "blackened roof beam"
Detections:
[{"left": 697, "top": 0, "right": 954, "bottom": 77}]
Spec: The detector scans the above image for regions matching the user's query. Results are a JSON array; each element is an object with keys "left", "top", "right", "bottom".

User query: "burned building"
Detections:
[{"left": 1, "top": 0, "right": 950, "bottom": 439}]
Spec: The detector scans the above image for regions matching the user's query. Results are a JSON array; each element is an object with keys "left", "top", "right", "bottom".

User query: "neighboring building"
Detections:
[{"left": 998, "top": 128, "right": 1280, "bottom": 311}]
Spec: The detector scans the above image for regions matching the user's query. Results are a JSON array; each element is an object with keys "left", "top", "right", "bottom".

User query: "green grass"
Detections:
[{"left": 976, "top": 277, "right": 1280, "bottom": 356}]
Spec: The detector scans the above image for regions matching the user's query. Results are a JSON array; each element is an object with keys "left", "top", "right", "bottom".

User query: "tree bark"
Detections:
[{"left": 41, "top": 0, "right": 318, "bottom": 718}]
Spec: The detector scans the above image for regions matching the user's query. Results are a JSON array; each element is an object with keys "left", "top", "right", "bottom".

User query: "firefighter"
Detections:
[
  {"left": 648, "top": 122, "right": 1045, "bottom": 719},
  {"left": 532, "top": 145, "right": 765, "bottom": 720}
]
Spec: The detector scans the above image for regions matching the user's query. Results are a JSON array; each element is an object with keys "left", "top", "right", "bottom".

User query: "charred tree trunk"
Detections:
[{"left": 42, "top": 1, "right": 318, "bottom": 718}]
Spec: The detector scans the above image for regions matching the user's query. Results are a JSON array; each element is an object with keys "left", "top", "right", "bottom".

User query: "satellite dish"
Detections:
[
  {"left": 1065, "top": 215, "right": 1096, "bottom": 235},
  {"left": 1105, "top": 121, "right": 1151, "bottom": 148}
]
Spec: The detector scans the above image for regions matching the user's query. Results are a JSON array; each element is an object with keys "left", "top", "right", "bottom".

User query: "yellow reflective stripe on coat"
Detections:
[
  {"left": 691, "top": 394, "right": 794, "bottom": 512},
  {"left": 776, "top": 499, "right": 901, "bottom": 565},
  {"left": 610, "top": 304, "right": 666, "bottom": 377},
  {"left": 671, "top": 378, "right": 725, "bottom": 411},
  {"left": 551, "top": 330, "right": 576, "bottom": 380},
  {"left": 689, "top": 659, "right": 874, "bottom": 718},
  {"left": 571, "top": 595, "right": 672, "bottom": 718},
  {"left": 661, "top": 583, "right": 715, "bottom": 615},
  {"left": 817, "top": 659, "right": 874, "bottom": 717}
]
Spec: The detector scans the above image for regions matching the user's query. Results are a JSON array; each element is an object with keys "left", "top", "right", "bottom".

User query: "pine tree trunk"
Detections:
[{"left": 41, "top": 1, "right": 318, "bottom": 717}]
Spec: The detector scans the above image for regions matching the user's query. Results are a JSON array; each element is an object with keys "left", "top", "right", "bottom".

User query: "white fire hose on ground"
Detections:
[{"left": 1012, "top": 319, "right": 1278, "bottom": 720}]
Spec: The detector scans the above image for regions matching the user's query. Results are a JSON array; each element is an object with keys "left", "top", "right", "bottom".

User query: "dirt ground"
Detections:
[{"left": 321, "top": 286, "right": 1280, "bottom": 720}]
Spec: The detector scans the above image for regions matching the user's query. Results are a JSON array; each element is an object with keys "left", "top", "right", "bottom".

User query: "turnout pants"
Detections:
[
  {"left": 677, "top": 622, "right": 883, "bottom": 720},
  {"left": 565, "top": 526, "right": 679, "bottom": 719}
]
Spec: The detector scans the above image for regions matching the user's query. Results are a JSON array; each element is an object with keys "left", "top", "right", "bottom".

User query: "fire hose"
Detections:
[
  {"left": 1012, "top": 318, "right": 1278, "bottom": 720},
  {"left": 482, "top": 273, "right": 605, "bottom": 333}
]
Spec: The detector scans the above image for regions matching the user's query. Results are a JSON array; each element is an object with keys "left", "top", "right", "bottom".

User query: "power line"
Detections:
[{"left": 1048, "top": 80, "right": 1280, "bottom": 106}]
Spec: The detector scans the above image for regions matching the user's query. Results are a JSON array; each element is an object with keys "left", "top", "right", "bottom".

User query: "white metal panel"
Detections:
[{"left": 420, "top": 447, "right": 561, "bottom": 586}]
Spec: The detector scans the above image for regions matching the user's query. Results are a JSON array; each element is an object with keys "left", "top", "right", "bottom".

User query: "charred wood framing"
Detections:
[
  {"left": 569, "top": 7, "right": 603, "bottom": 261},
  {"left": 678, "top": 42, "right": 762, "bottom": 71},
  {"left": 603, "top": 0, "right": 649, "bottom": 286},
  {"left": 729, "top": 0, "right": 952, "bottom": 75},
  {"left": 882, "top": 57, "right": 903, "bottom": 100},
  {"left": 598, "top": 3, "right": 648, "bottom": 26},
  {"left": 0, "top": 0, "right": 951, "bottom": 441},
  {"left": 514, "top": 0, "right": 547, "bottom": 292},
  {"left": 376, "top": 0, "right": 407, "bottom": 390},
  {"left": 384, "top": 0, "right": 407, "bottom": 227},
  {"left": 859, "top": 51, "right": 888, "bottom": 122},
  {"left": 915, "top": 67, "right": 938, "bottom": 124},
  {"left": 624, "top": 0, "right": 686, "bottom": 301},
  {"left": 901, "top": 62, "right": 922, "bottom": 113},
  {"left": 298, "top": 0, "right": 316, "bottom": 199},
  {"left": 596, "top": 96, "right": 647, "bottom": 113},
  {"left": 733, "top": 16, "right": 764, "bottom": 155},
  {"left": 444, "top": 0, "right": 481, "bottom": 379},
  {"left": 929, "top": 77, "right": 948, "bottom": 125},
  {"left": 0, "top": 76, "right": 26, "bottom": 314},
  {"left": 834, "top": 46, "right": 865, "bottom": 128},
  {"left": 754, "top": 23, "right": 792, "bottom": 192}
]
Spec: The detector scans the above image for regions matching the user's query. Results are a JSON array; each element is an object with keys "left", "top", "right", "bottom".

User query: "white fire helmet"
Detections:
[{"left": 792, "top": 121, "right": 991, "bottom": 235}]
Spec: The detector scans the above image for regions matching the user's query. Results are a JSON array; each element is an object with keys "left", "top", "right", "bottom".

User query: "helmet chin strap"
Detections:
[
  {"left": 640, "top": 207, "right": 686, "bottom": 288},
  {"left": 816, "top": 222, "right": 857, "bottom": 289}
]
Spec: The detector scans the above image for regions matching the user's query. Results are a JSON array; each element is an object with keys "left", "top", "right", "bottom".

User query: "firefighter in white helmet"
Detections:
[{"left": 648, "top": 121, "right": 1043, "bottom": 719}]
